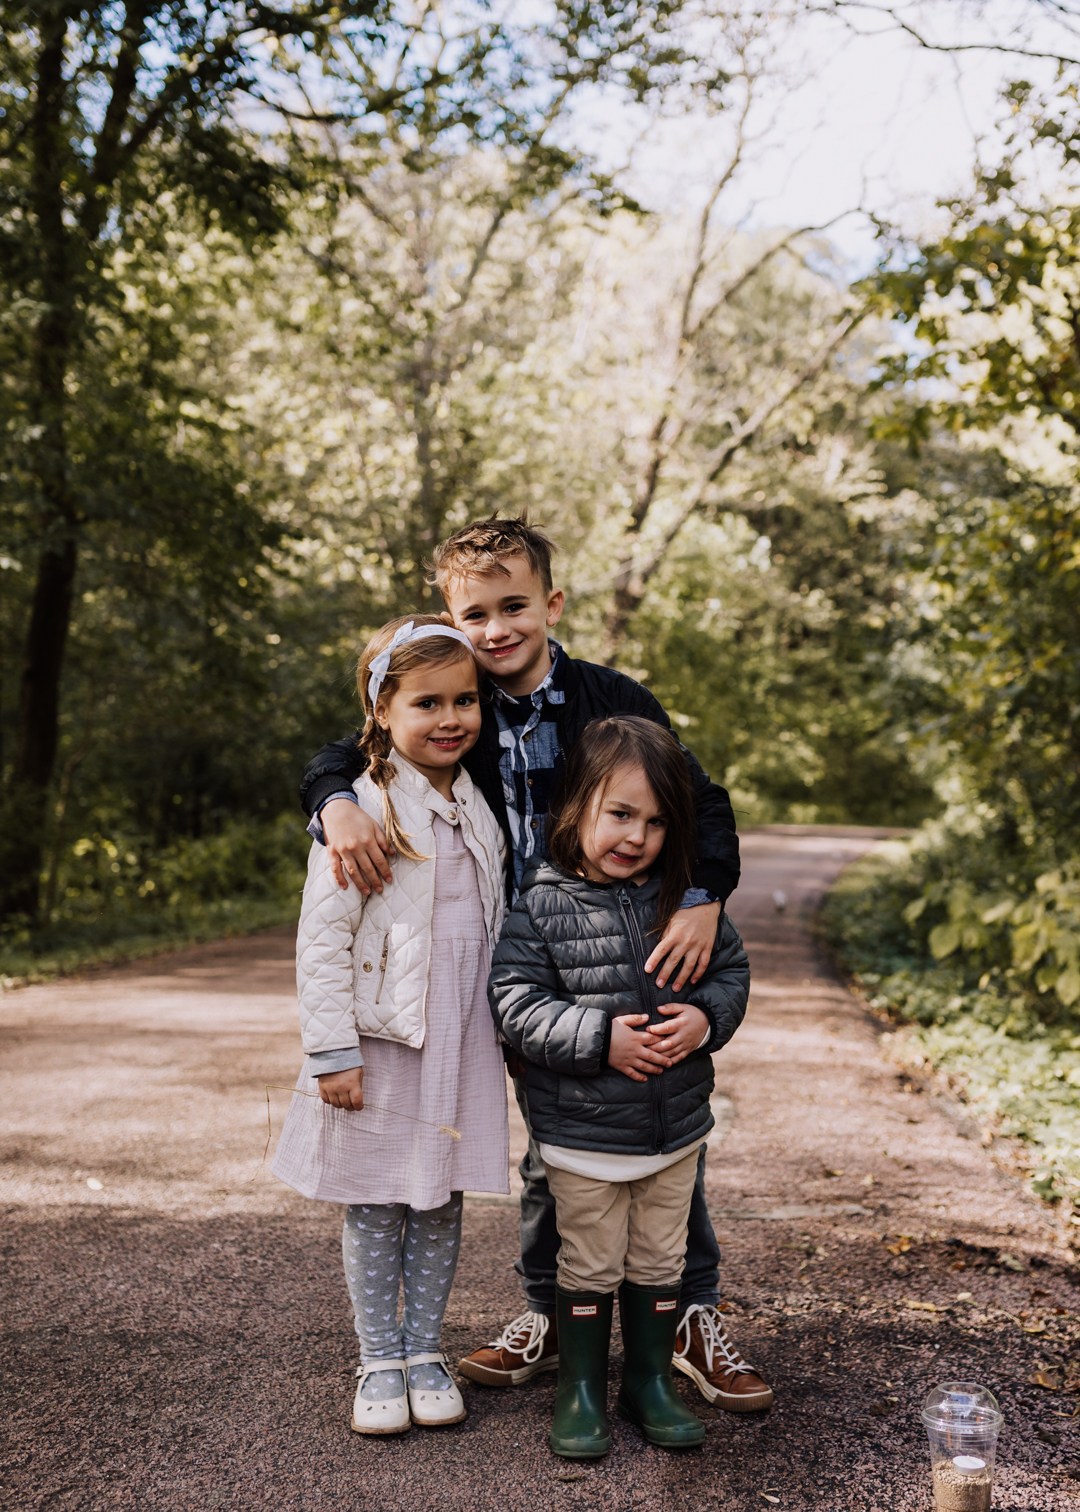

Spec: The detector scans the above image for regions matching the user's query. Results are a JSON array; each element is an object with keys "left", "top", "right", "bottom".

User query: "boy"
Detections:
[{"left": 300, "top": 514, "right": 773, "bottom": 1412}]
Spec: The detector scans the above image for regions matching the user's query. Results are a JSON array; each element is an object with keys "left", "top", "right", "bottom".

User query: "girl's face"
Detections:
[
  {"left": 377, "top": 657, "right": 482, "bottom": 781},
  {"left": 578, "top": 762, "right": 668, "bottom": 888}
]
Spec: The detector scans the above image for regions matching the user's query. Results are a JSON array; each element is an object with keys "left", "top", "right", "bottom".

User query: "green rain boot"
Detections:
[
  {"left": 550, "top": 1287, "right": 614, "bottom": 1459},
  {"left": 617, "top": 1281, "right": 706, "bottom": 1448}
]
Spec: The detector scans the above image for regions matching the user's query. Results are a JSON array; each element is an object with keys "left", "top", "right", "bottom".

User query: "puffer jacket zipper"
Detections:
[
  {"left": 374, "top": 932, "right": 389, "bottom": 1003},
  {"left": 618, "top": 888, "right": 666, "bottom": 1155}
]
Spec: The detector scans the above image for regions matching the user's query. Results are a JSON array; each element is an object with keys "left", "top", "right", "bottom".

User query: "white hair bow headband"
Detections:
[{"left": 365, "top": 620, "right": 475, "bottom": 714}]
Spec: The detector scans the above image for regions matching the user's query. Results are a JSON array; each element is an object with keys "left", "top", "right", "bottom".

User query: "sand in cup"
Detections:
[{"left": 922, "top": 1383, "right": 1003, "bottom": 1512}]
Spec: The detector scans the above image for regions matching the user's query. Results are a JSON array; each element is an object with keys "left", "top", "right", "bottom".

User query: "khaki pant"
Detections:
[{"left": 545, "top": 1145, "right": 702, "bottom": 1293}]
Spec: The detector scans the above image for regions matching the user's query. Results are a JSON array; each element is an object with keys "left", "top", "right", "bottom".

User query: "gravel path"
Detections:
[{"left": 2, "top": 827, "right": 1077, "bottom": 1512}]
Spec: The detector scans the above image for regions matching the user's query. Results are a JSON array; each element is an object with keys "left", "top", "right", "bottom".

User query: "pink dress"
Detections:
[{"left": 272, "top": 816, "right": 510, "bottom": 1209}]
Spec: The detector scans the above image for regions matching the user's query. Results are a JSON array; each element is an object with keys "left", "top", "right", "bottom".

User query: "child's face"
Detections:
[
  {"left": 579, "top": 763, "right": 668, "bottom": 888},
  {"left": 377, "top": 658, "right": 482, "bottom": 779},
  {"left": 443, "top": 555, "right": 564, "bottom": 695}
]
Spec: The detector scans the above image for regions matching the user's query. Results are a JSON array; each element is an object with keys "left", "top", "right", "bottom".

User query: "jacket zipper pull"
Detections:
[{"left": 375, "top": 932, "right": 389, "bottom": 1003}]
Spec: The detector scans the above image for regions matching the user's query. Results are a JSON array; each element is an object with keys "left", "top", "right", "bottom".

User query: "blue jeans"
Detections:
[{"left": 512, "top": 1077, "right": 721, "bottom": 1316}]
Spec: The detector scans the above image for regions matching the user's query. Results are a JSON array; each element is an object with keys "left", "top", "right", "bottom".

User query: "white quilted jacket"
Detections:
[{"left": 295, "top": 760, "right": 507, "bottom": 1054}]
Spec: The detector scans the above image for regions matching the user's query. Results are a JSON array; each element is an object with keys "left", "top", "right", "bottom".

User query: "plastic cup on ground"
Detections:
[{"left": 922, "top": 1383, "right": 1003, "bottom": 1512}]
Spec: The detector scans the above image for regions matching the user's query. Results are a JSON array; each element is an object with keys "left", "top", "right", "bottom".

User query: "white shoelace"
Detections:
[
  {"left": 675, "top": 1304, "right": 752, "bottom": 1377},
  {"left": 487, "top": 1309, "right": 550, "bottom": 1364}
]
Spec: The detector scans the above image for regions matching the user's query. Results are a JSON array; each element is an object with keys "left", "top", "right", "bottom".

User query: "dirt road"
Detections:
[{"left": 2, "top": 827, "right": 1076, "bottom": 1511}]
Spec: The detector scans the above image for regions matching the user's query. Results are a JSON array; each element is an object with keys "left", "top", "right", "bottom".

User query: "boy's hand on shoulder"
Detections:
[
  {"left": 643, "top": 1004, "right": 711, "bottom": 1065},
  {"left": 322, "top": 799, "right": 394, "bottom": 894},
  {"left": 608, "top": 1014, "right": 672, "bottom": 1083},
  {"left": 317, "top": 1067, "right": 364, "bottom": 1110},
  {"left": 644, "top": 901, "right": 721, "bottom": 991}
]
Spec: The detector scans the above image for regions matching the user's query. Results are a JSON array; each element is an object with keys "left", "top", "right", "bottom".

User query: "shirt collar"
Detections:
[{"left": 492, "top": 639, "right": 566, "bottom": 706}]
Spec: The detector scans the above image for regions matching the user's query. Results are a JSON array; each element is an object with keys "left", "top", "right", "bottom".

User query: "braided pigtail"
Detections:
[{"left": 357, "top": 717, "right": 428, "bottom": 863}]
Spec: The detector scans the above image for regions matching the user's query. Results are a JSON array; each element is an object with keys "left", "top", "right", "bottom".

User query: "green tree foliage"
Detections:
[
  {"left": 0, "top": 0, "right": 732, "bottom": 927},
  {"left": 819, "top": 73, "right": 1080, "bottom": 1206},
  {"left": 0, "top": 0, "right": 375, "bottom": 918}
]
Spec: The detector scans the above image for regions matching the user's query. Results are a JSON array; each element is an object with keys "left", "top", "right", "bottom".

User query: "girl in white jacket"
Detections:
[{"left": 273, "top": 615, "right": 509, "bottom": 1435}]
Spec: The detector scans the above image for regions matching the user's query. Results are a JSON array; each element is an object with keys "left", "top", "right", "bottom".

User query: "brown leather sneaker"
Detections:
[
  {"left": 457, "top": 1310, "right": 559, "bottom": 1386},
  {"left": 672, "top": 1304, "right": 774, "bottom": 1412}
]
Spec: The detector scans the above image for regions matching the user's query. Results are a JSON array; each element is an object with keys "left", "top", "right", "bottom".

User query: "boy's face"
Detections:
[{"left": 444, "top": 555, "right": 565, "bottom": 696}]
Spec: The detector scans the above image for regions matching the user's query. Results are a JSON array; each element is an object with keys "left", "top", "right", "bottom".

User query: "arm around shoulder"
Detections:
[
  {"left": 610, "top": 671, "right": 740, "bottom": 902},
  {"left": 688, "top": 914, "right": 750, "bottom": 1055},
  {"left": 300, "top": 734, "right": 368, "bottom": 819}
]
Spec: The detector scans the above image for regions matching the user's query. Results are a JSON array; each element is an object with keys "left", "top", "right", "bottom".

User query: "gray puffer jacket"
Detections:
[{"left": 488, "top": 864, "right": 750, "bottom": 1158}]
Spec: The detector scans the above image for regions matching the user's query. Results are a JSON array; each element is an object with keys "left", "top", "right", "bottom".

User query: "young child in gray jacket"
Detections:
[{"left": 488, "top": 715, "right": 750, "bottom": 1460}]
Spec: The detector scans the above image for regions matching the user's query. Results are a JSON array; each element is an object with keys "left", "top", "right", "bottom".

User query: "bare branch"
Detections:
[
  {"left": 601, "top": 309, "right": 862, "bottom": 663},
  {"left": 817, "top": 1, "right": 1080, "bottom": 66}
]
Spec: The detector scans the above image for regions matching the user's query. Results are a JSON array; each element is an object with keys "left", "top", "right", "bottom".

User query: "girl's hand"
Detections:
[
  {"left": 644, "top": 901, "right": 722, "bottom": 991},
  {"left": 317, "top": 1067, "right": 365, "bottom": 1110},
  {"left": 608, "top": 1014, "right": 673, "bottom": 1083},
  {"left": 642, "top": 1004, "right": 711, "bottom": 1065}
]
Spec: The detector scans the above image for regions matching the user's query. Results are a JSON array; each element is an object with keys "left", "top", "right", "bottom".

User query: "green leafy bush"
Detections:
[
  {"left": 0, "top": 814, "right": 309, "bottom": 984},
  {"left": 822, "top": 823, "right": 1080, "bottom": 1209}
]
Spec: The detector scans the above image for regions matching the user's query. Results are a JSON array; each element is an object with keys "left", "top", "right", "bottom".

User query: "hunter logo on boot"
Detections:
[
  {"left": 654, "top": 1299, "right": 677, "bottom": 1313},
  {"left": 571, "top": 1303, "right": 598, "bottom": 1317}
]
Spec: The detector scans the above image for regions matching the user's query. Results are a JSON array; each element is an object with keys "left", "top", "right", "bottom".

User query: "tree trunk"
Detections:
[
  {"left": 5, "top": 541, "right": 79, "bottom": 916},
  {"left": 2, "top": 10, "right": 78, "bottom": 920}
]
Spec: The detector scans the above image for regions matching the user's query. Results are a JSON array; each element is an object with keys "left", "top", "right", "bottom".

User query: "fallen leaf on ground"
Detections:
[
  {"left": 869, "top": 1397, "right": 900, "bottom": 1417},
  {"left": 886, "top": 1235, "right": 913, "bottom": 1256},
  {"left": 861, "top": 1174, "right": 875, "bottom": 1187},
  {"left": 760, "top": 1495, "right": 780, "bottom": 1505},
  {"left": 998, "top": 1251, "right": 1028, "bottom": 1272},
  {"left": 1025, "top": 1322, "right": 1048, "bottom": 1334},
  {"left": 823, "top": 1168, "right": 844, "bottom": 1178},
  {"left": 904, "top": 1299, "right": 946, "bottom": 1313},
  {"left": 1031, "top": 1368, "right": 1064, "bottom": 1390},
  {"left": 1037, "top": 1427, "right": 1062, "bottom": 1446},
  {"left": 555, "top": 1471, "right": 588, "bottom": 1482}
]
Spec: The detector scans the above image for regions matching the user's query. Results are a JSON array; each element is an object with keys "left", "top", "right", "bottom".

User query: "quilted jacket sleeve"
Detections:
[
  {"left": 488, "top": 898, "right": 611, "bottom": 1077},
  {"left": 295, "top": 840, "right": 366, "bottom": 1057},
  {"left": 687, "top": 913, "right": 751, "bottom": 1056}
]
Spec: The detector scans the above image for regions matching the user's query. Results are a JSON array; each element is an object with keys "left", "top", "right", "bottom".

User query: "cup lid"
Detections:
[{"left": 922, "top": 1382, "right": 1003, "bottom": 1434}]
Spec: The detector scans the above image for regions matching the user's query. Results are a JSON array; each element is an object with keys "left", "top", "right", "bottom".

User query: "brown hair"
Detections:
[
  {"left": 427, "top": 511, "right": 557, "bottom": 597},
  {"left": 547, "top": 716, "right": 696, "bottom": 935},
  {"left": 356, "top": 614, "right": 477, "bottom": 861}
]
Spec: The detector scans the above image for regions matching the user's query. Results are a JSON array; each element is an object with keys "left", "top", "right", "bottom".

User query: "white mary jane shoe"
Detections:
[
  {"left": 351, "top": 1360, "right": 410, "bottom": 1435},
  {"left": 406, "top": 1351, "right": 467, "bottom": 1426}
]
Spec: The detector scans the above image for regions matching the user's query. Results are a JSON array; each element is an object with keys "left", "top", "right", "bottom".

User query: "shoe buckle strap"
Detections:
[{"left": 357, "top": 1358, "right": 407, "bottom": 1381}]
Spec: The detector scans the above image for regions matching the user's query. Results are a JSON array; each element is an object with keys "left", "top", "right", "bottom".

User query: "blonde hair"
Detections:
[
  {"left": 356, "top": 614, "right": 477, "bottom": 861},
  {"left": 427, "top": 511, "right": 557, "bottom": 598}
]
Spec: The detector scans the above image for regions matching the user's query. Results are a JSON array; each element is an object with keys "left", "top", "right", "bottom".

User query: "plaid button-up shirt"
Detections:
[
  {"left": 492, "top": 640, "right": 567, "bottom": 895},
  {"left": 492, "top": 640, "right": 717, "bottom": 909}
]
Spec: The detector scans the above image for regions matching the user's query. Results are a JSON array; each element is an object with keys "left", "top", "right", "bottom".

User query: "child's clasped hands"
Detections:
[{"left": 608, "top": 1004, "right": 712, "bottom": 1083}]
